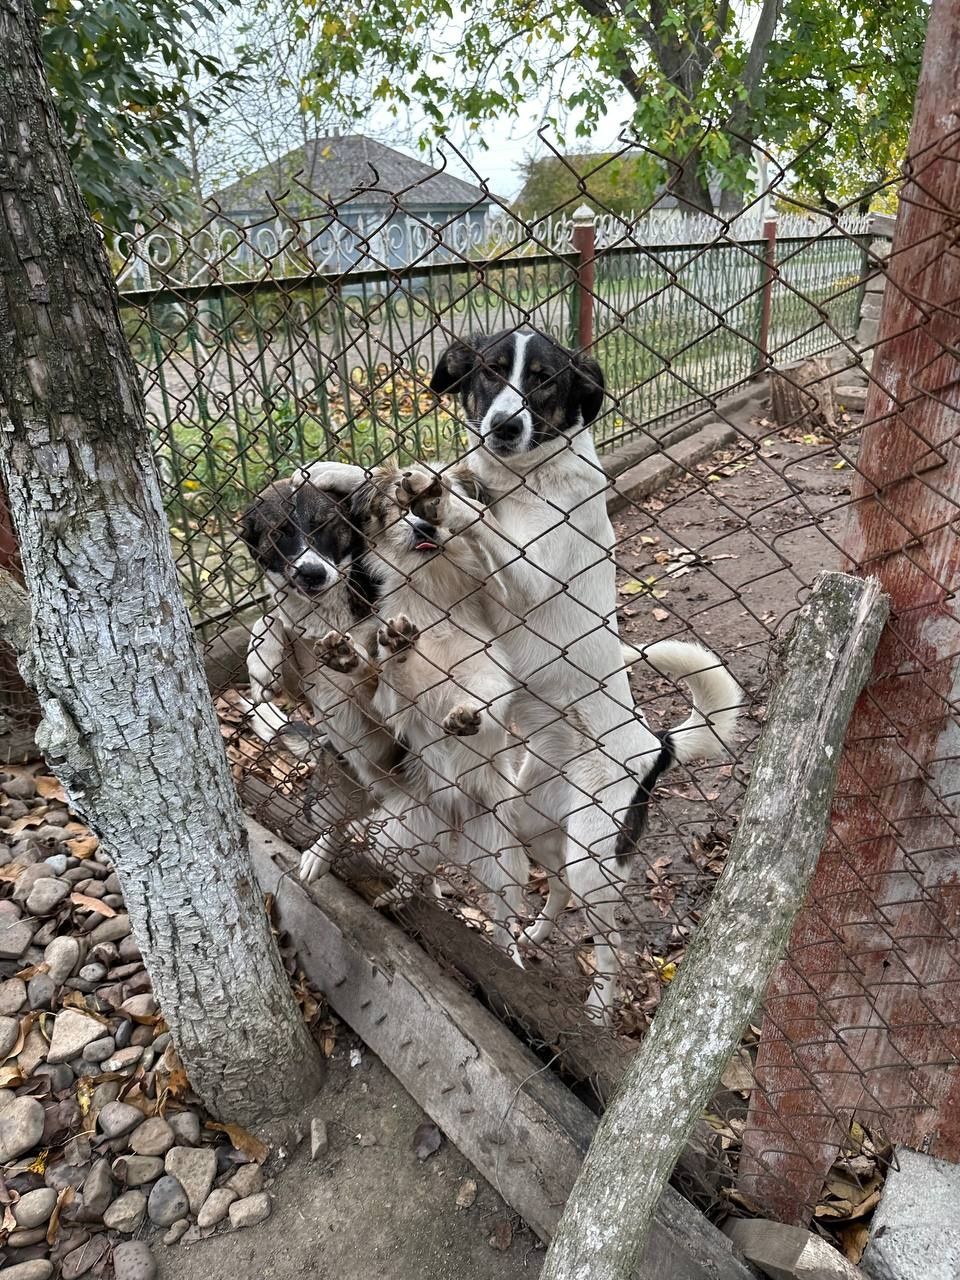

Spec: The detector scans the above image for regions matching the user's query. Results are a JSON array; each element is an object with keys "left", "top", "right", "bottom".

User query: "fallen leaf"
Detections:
[
  {"left": 488, "top": 1219, "right": 513, "bottom": 1251},
  {"left": 833, "top": 459, "right": 846, "bottom": 469},
  {"left": 205, "top": 1122, "right": 269, "bottom": 1164},
  {"left": 33, "top": 776, "right": 65, "bottom": 801},
  {"left": 65, "top": 835, "right": 99, "bottom": 859},
  {"left": 25, "top": 1149, "right": 48, "bottom": 1175},
  {"left": 46, "top": 1185, "right": 73, "bottom": 1245},
  {"left": 720, "top": 1047, "right": 754, "bottom": 1095},
  {"left": 456, "top": 1178, "right": 478, "bottom": 1210},
  {"left": 412, "top": 1121, "right": 442, "bottom": 1161},
  {"left": 70, "top": 893, "right": 117, "bottom": 918},
  {"left": 0, "top": 865, "right": 25, "bottom": 883},
  {"left": 837, "top": 1221, "right": 870, "bottom": 1263},
  {"left": 0, "top": 1066, "right": 24, "bottom": 1090}
]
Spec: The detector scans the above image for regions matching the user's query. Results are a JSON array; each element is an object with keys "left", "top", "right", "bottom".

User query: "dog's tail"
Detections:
[
  {"left": 615, "top": 640, "right": 742, "bottom": 867},
  {"left": 621, "top": 639, "right": 742, "bottom": 763}
]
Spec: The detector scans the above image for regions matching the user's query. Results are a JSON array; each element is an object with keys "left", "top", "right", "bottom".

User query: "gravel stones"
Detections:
[
  {"left": 79, "top": 1157, "right": 114, "bottom": 1217},
  {"left": 167, "top": 1111, "right": 201, "bottom": 1146},
  {"left": 163, "top": 1219, "right": 190, "bottom": 1245},
  {"left": 0, "top": 903, "right": 34, "bottom": 960},
  {"left": 228, "top": 1192, "right": 271, "bottom": 1230},
  {"left": 112, "top": 1241, "right": 157, "bottom": 1280},
  {"left": 0, "top": 978, "right": 26, "bottom": 1015},
  {"left": 196, "top": 1187, "right": 236, "bottom": 1228},
  {"left": 147, "top": 1175, "right": 189, "bottom": 1226},
  {"left": 0, "top": 1263, "right": 55, "bottom": 1280},
  {"left": 129, "top": 1117, "right": 174, "bottom": 1157},
  {"left": 164, "top": 1146, "right": 217, "bottom": 1216},
  {"left": 102, "top": 1190, "right": 146, "bottom": 1233},
  {"left": 225, "top": 1162, "right": 264, "bottom": 1198},
  {"left": 61, "top": 1233, "right": 110, "bottom": 1279},
  {"left": 0, "top": 1016, "right": 19, "bottom": 1060},
  {"left": 0, "top": 1097, "right": 44, "bottom": 1162},
  {"left": 97, "top": 1101, "right": 143, "bottom": 1139},
  {"left": 87, "top": 915, "right": 130, "bottom": 946},
  {"left": 43, "top": 937, "right": 80, "bottom": 985},
  {"left": 13, "top": 1187, "right": 57, "bottom": 1229},
  {"left": 45, "top": 1010, "right": 104, "bottom": 1064},
  {"left": 24, "top": 879, "right": 70, "bottom": 917},
  {"left": 81, "top": 1036, "right": 114, "bottom": 1064},
  {"left": 113, "top": 1155, "right": 164, "bottom": 1187}
]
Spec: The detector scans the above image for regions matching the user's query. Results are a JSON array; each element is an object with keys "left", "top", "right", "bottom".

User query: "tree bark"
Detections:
[
  {"left": 539, "top": 571, "right": 889, "bottom": 1280},
  {"left": 0, "top": 0, "right": 323, "bottom": 1131}
]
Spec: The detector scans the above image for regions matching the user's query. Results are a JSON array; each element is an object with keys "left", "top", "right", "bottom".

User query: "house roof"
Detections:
[{"left": 212, "top": 134, "right": 490, "bottom": 215}]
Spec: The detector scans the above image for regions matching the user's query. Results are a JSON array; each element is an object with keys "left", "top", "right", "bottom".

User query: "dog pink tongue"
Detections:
[{"left": 416, "top": 539, "right": 437, "bottom": 550}]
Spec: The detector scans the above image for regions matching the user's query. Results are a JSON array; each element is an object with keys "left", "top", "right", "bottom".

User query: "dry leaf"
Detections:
[
  {"left": 25, "top": 1149, "right": 48, "bottom": 1175},
  {"left": 412, "top": 1122, "right": 442, "bottom": 1161},
  {"left": 34, "top": 776, "right": 66, "bottom": 801},
  {"left": 837, "top": 1221, "right": 869, "bottom": 1263},
  {"left": 0, "top": 1066, "right": 24, "bottom": 1090},
  {"left": 0, "top": 865, "right": 25, "bottom": 883},
  {"left": 206, "top": 1122, "right": 269, "bottom": 1164},
  {"left": 720, "top": 1048, "right": 754, "bottom": 1095},
  {"left": 65, "top": 835, "right": 99, "bottom": 859},
  {"left": 488, "top": 1219, "right": 513, "bottom": 1252},
  {"left": 456, "top": 1179, "right": 478, "bottom": 1210},
  {"left": 46, "top": 1185, "right": 73, "bottom": 1245},
  {"left": 70, "top": 893, "right": 116, "bottom": 918}
]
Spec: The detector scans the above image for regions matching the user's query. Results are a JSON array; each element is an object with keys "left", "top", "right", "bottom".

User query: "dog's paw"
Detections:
[
  {"left": 442, "top": 703, "right": 482, "bottom": 736},
  {"left": 299, "top": 842, "right": 332, "bottom": 884},
  {"left": 396, "top": 469, "right": 443, "bottom": 524},
  {"left": 317, "top": 630, "right": 360, "bottom": 672},
  {"left": 372, "top": 884, "right": 412, "bottom": 911},
  {"left": 378, "top": 614, "right": 419, "bottom": 661}
]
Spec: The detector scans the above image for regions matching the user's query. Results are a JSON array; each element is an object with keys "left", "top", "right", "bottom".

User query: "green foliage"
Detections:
[
  {"left": 295, "top": 0, "right": 928, "bottom": 213},
  {"left": 514, "top": 152, "right": 666, "bottom": 217},
  {"left": 38, "top": 0, "right": 243, "bottom": 227}
]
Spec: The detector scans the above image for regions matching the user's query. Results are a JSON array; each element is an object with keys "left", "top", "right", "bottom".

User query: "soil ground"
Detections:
[{"left": 161, "top": 1034, "right": 543, "bottom": 1280}]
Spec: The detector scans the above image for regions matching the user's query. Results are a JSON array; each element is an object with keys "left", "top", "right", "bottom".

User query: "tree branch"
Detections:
[{"left": 0, "top": 568, "right": 31, "bottom": 655}]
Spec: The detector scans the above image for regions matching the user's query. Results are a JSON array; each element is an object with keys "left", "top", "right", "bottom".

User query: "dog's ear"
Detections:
[
  {"left": 573, "top": 353, "right": 605, "bottom": 425},
  {"left": 430, "top": 339, "right": 479, "bottom": 395},
  {"left": 239, "top": 496, "right": 266, "bottom": 550}
]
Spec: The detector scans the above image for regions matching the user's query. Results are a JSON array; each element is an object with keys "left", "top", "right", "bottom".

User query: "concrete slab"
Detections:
[{"left": 861, "top": 1147, "right": 960, "bottom": 1280}]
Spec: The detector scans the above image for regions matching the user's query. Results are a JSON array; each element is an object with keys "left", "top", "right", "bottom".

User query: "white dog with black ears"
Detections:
[{"left": 429, "top": 327, "right": 742, "bottom": 1018}]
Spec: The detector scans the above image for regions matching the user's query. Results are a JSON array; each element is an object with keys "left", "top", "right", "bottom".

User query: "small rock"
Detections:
[
  {"left": 90, "top": 943, "right": 118, "bottom": 967},
  {"left": 120, "top": 994, "right": 156, "bottom": 1018},
  {"left": 43, "top": 855, "right": 69, "bottom": 877},
  {"left": 165, "top": 1146, "right": 217, "bottom": 1216},
  {"left": 225, "top": 1162, "right": 264, "bottom": 1198},
  {"left": 147, "top": 1175, "right": 189, "bottom": 1226},
  {"left": 0, "top": 907, "right": 34, "bottom": 960},
  {"left": 130, "top": 1116, "right": 174, "bottom": 1157},
  {"left": 112, "top": 1241, "right": 157, "bottom": 1280},
  {"left": 310, "top": 1118, "right": 328, "bottom": 1161},
  {"left": 118, "top": 935, "right": 141, "bottom": 962},
  {"left": 46, "top": 1010, "right": 104, "bottom": 1064},
  {"left": 77, "top": 964, "right": 105, "bottom": 985},
  {"left": 81, "top": 1036, "right": 114, "bottom": 1064},
  {"left": 31, "top": 919, "right": 58, "bottom": 947},
  {"left": 0, "top": 1096, "right": 44, "bottom": 1161},
  {"left": 11, "top": 870, "right": 48, "bottom": 905},
  {"left": 113, "top": 1018, "right": 133, "bottom": 1047},
  {"left": 88, "top": 914, "right": 130, "bottom": 945},
  {"left": 1, "top": 776, "right": 36, "bottom": 801},
  {"left": 8, "top": 1224, "right": 49, "bottom": 1245},
  {"left": 102, "top": 1189, "right": 146, "bottom": 1233},
  {"left": 97, "top": 1101, "right": 143, "bottom": 1138},
  {"left": 90, "top": 1082, "right": 121, "bottom": 1109},
  {"left": 180, "top": 1224, "right": 202, "bottom": 1244},
  {"left": 228, "top": 1192, "right": 271, "bottom": 1230},
  {"left": 63, "top": 1134, "right": 91, "bottom": 1166},
  {"left": 0, "top": 1263, "right": 54, "bottom": 1280},
  {"left": 0, "top": 1015, "right": 19, "bottom": 1059},
  {"left": 24, "top": 878, "right": 70, "bottom": 917},
  {"left": 33, "top": 1063, "right": 74, "bottom": 1092},
  {"left": 61, "top": 1233, "right": 110, "bottom": 1279},
  {"left": 26, "top": 975, "right": 56, "bottom": 1011},
  {"left": 130, "top": 1024, "right": 154, "bottom": 1048},
  {"left": 163, "top": 1218, "right": 190, "bottom": 1245},
  {"left": 13, "top": 1187, "right": 57, "bottom": 1228},
  {"left": 43, "top": 936, "right": 81, "bottom": 985},
  {"left": 101, "top": 1046, "right": 143, "bottom": 1073},
  {"left": 167, "top": 1111, "right": 201, "bottom": 1146},
  {"left": 114, "top": 1154, "right": 164, "bottom": 1186},
  {"left": 0, "top": 978, "right": 26, "bottom": 1014},
  {"left": 79, "top": 1157, "right": 114, "bottom": 1217},
  {"left": 196, "top": 1187, "right": 236, "bottom": 1228}
]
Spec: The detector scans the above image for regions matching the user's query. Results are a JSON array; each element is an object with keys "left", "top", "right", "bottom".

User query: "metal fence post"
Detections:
[
  {"left": 740, "top": 0, "right": 960, "bottom": 1223},
  {"left": 755, "top": 214, "right": 777, "bottom": 373},
  {"left": 571, "top": 204, "right": 596, "bottom": 351}
]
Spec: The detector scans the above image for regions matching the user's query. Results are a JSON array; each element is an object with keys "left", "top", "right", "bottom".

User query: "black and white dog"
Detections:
[
  {"left": 239, "top": 461, "right": 402, "bottom": 868},
  {"left": 430, "top": 328, "right": 742, "bottom": 1016}
]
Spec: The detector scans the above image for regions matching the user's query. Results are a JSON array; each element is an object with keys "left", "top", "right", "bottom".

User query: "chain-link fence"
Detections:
[{"left": 5, "top": 109, "right": 960, "bottom": 1262}]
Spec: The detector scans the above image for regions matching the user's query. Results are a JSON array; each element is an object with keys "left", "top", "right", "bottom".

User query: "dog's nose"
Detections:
[
  {"left": 291, "top": 555, "right": 333, "bottom": 592},
  {"left": 487, "top": 411, "right": 524, "bottom": 439}
]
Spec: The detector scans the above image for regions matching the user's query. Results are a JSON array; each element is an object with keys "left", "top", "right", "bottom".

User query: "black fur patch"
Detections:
[{"left": 614, "top": 732, "right": 675, "bottom": 867}]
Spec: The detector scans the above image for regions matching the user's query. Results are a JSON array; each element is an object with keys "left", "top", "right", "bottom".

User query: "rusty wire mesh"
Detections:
[{"left": 10, "top": 123, "right": 960, "bottom": 1254}]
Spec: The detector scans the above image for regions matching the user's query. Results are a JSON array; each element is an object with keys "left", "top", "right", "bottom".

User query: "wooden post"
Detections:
[
  {"left": 571, "top": 204, "right": 596, "bottom": 351},
  {"left": 740, "top": 0, "right": 960, "bottom": 1222},
  {"left": 538, "top": 573, "right": 888, "bottom": 1280},
  {"left": 755, "top": 215, "right": 777, "bottom": 373}
]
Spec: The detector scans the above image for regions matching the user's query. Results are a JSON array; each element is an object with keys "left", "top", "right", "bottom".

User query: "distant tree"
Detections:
[{"left": 513, "top": 153, "right": 662, "bottom": 218}]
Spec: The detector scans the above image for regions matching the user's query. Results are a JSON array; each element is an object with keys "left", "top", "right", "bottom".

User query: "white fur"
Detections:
[{"left": 479, "top": 332, "right": 533, "bottom": 452}]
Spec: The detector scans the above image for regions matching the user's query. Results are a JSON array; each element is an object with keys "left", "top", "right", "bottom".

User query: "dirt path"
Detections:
[{"left": 161, "top": 1035, "right": 541, "bottom": 1280}]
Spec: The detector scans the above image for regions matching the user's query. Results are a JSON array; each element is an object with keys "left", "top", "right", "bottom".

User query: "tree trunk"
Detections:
[
  {"left": 0, "top": 0, "right": 323, "bottom": 1131},
  {"left": 769, "top": 358, "right": 836, "bottom": 433},
  {"left": 539, "top": 572, "right": 889, "bottom": 1280}
]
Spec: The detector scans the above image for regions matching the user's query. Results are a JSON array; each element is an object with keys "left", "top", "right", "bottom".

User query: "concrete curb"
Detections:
[{"left": 607, "top": 420, "right": 739, "bottom": 514}]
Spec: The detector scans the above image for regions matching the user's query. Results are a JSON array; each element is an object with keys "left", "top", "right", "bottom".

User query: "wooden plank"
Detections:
[
  {"left": 539, "top": 573, "right": 888, "bottom": 1280},
  {"left": 740, "top": 0, "right": 960, "bottom": 1223},
  {"left": 246, "top": 818, "right": 758, "bottom": 1279}
]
